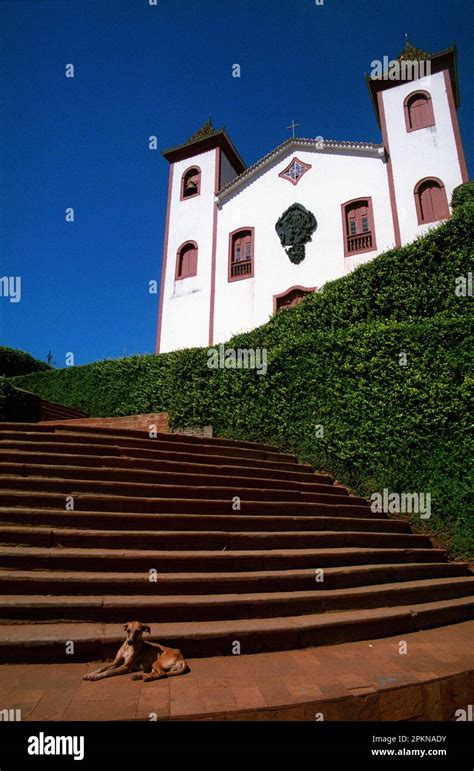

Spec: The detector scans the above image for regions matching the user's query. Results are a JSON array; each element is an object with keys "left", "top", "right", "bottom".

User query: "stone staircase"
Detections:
[{"left": 0, "top": 422, "right": 472, "bottom": 663}]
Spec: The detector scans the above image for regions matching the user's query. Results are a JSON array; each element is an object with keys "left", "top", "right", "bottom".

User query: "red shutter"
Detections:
[
  {"left": 177, "top": 243, "right": 197, "bottom": 278},
  {"left": 417, "top": 180, "right": 449, "bottom": 223},
  {"left": 407, "top": 93, "right": 434, "bottom": 131}
]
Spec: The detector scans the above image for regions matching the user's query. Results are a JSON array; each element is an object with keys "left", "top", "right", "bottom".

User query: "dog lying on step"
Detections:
[{"left": 83, "top": 621, "right": 188, "bottom": 682}]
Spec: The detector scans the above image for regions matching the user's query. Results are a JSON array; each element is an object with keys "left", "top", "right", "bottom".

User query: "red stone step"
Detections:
[
  {"left": 0, "top": 545, "right": 448, "bottom": 572},
  {"left": 0, "top": 423, "right": 286, "bottom": 454},
  {"left": 0, "top": 449, "right": 330, "bottom": 484},
  {"left": 0, "top": 430, "right": 297, "bottom": 465},
  {"left": 0, "top": 507, "right": 411, "bottom": 533},
  {"left": 0, "top": 524, "right": 431, "bottom": 550},
  {"left": 0, "top": 490, "right": 375, "bottom": 517},
  {"left": 0, "top": 439, "right": 310, "bottom": 474},
  {"left": 0, "top": 449, "right": 323, "bottom": 487},
  {"left": 0, "top": 563, "right": 466, "bottom": 596},
  {"left": 0, "top": 475, "right": 363, "bottom": 506},
  {"left": 1, "top": 577, "right": 472, "bottom": 623},
  {"left": 0, "top": 462, "right": 343, "bottom": 496},
  {"left": 1, "top": 597, "right": 472, "bottom": 661}
]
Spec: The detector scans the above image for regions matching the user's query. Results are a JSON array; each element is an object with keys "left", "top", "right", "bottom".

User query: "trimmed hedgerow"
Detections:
[
  {"left": 0, "top": 378, "right": 40, "bottom": 422},
  {"left": 11, "top": 353, "right": 180, "bottom": 418},
  {"left": 451, "top": 180, "right": 474, "bottom": 209},
  {"left": 0, "top": 347, "right": 50, "bottom": 378},
  {"left": 165, "top": 316, "right": 472, "bottom": 559}
]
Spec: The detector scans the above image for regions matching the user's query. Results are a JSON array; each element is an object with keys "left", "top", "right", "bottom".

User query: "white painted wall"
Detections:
[
  {"left": 381, "top": 70, "right": 464, "bottom": 243},
  {"left": 220, "top": 152, "right": 239, "bottom": 188},
  {"left": 159, "top": 149, "right": 217, "bottom": 353},
  {"left": 212, "top": 146, "right": 394, "bottom": 342}
]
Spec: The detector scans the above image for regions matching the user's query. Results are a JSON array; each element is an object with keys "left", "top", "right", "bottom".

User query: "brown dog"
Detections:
[{"left": 83, "top": 621, "right": 188, "bottom": 682}]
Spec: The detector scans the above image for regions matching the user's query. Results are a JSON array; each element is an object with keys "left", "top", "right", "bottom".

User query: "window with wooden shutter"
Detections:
[
  {"left": 414, "top": 178, "right": 450, "bottom": 224},
  {"left": 176, "top": 241, "right": 198, "bottom": 279},
  {"left": 404, "top": 91, "right": 435, "bottom": 132}
]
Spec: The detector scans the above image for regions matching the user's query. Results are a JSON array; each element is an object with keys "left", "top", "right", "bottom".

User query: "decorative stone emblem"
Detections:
[{"left": 275, "top": 203, "right": 317, "bottom": 264}]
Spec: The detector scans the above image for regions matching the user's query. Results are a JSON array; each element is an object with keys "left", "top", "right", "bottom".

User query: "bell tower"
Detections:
[
  {"left": 367, "top": 41, "right": 468, "bottom": 246},
  {"left": 156, "top": 120, "right": 245, "bottom": 354}
]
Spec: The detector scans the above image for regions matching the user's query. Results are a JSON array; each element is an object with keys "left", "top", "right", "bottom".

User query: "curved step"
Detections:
[
  {"left": 0, "top": 431, "right": 297, "bottom": 465},
  {"left": 0, "top": 475, "right": 364, "bottom": 506},
  {"left": 0, "top": 507, "right": 411, "bottom": 533},
  {"left": 0, "top": 423, "right": 284, "bottom": 454},
  {"left": 0, "top": 545, "right": 448, "bottom": 572},
  {"left": 2, "top": 577, "right": 473, "bottom": 623},
  {"left": 0, "top": 449, "right": 330, "bottom": 483},
  {"left": 0, "top": 524, "right": 432, "bottom": 550},
  {"left": 1, "top": 597, "right": 472, "bottom": 661},
  {"left": 0, "top": 564, "right": 468, "bottom": 597},
  {"left": 0, "top": 462, "right": 343, "bottom": 495},
  {"left": 0, "top": 490, "right": 375, "bottom": 517}
]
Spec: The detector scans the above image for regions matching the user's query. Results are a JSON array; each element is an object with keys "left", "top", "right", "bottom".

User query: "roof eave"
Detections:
[
  {"left": 217, "top": 138, "right": 384, "bottom": 200},
  {"left": 162, "top": 131, "right": 246, "bottom": 173}
]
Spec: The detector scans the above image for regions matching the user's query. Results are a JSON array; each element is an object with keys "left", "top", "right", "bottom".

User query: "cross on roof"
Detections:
[{"left": 287, "top": 119, "right": 300, "bottom": 139}]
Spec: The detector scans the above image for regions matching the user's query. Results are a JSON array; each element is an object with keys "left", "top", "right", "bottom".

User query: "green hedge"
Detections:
[
  {"left": 11, "top": 353, "right": 178, "bottom": 418},
  {"left": 451, "top": 180, "right": 474, "bottom": 209},
  {"left": 0, "top": 347, "right": 51, "bottom": 378},
  {"left": 0, "top": 378, "right": 40, "bottom": 422},
  {"left": 165, "top": 316, "right": 473, "bottom": 559}
]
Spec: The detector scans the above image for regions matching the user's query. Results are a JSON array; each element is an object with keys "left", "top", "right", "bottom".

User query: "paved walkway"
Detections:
[{"left": 0, "top": 621, "right": 472, "bottom": 721}]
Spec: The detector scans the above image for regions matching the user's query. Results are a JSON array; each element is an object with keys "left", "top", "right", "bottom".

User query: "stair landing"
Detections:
[{"left": 0, "top": 621, "right": 472, "bottom": 721}]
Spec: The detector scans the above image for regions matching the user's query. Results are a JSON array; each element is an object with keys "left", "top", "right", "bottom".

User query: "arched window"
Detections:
[
  {"left": 175, "top": 241, "right": 198, "bottom": 279},
  {"left": 414, "top": 178, "right": 450, "bottom": 224},
  {"left": 181, "top": 166, "right": 201, "bottom": 199},
  {"left": 341, "top": 198, "right": 376, "bottom": 257},
  {"left": 273, "top": 286, "right": 316, "bottom": 312},
  {"left": 404, "top": 91, "right": 435, "bottom": 132},
  {"left": 228, "top": 228, "right": 254, "bottom": 281}
]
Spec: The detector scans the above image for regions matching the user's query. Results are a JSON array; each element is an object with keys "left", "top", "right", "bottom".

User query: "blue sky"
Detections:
[{"left": 1, "top": 0, "right": 473, "bottom": 366}]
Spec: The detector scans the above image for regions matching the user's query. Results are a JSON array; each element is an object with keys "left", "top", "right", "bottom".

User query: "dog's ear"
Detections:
[
  {"left": 123, "top": 623, "right": 129, "bottom": 632},
  {"left": 143, "top": 625, "right": 151, "bottom": 634}
]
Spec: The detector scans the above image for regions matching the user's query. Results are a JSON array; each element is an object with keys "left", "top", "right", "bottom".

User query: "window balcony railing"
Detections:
[
  {"left": 347, "top": 231, "right": 373, "bottom": 254},
  {"left": 230, "top": 259, "right": 252, "bottom": 278}
]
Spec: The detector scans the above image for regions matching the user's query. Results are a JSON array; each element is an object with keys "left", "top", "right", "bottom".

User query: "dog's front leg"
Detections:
[
  {"left": 83, "top": 657, "right": 125, "bottom": 681},
  {"left": 84, "top": 664, "right": 132, "bottom": 681}
]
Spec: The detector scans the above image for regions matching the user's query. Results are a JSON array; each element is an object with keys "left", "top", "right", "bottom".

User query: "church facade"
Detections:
[{"left": 156, "top": 43, "right": 468, "bottom": 353}]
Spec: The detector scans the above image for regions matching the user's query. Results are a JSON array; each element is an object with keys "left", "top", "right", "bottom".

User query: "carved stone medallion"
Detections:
[{"left": 275, "top": 203, "right": 317, "bottom": 264}]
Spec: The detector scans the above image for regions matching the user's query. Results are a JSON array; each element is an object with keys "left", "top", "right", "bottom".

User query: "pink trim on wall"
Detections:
[
  {"left": 278, "top": 156, "right": 312, "bottom": 186},
  {"left": 155, "top": 163, "right": 174, "bottom": 354},
  {"left": 228, "top": 227, "right": 255, "bottom": 282},
  {"left": 273, "top": 285, "right": 316, "bottom": 312},
  {"left": 175, "top": 240, "right": 198, "bottom": 280},
  {"left": 377, "top": 91, "right": 402, "bottom": 248},
  {"left": 443, "top": 69, "right": 469, "bottom": 184},
  {"left": 341, "top": 196, "right": 377, "bottom": 258},
  {"left": 413, "top": 176, "right": 450, "bottom": 225},
  {"left": 403, "top": 90, "right": 435, "bottom": 133},
  {"left": 180, "top": 165, "right": 202, "bottom": 200},
  {"left": 208, "top": 148, "right": 221, "bottom": 346}
]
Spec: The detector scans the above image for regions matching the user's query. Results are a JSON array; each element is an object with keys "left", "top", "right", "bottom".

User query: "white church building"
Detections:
[{"left": 156, "top": 42, "right": 468, "bottom": 353}]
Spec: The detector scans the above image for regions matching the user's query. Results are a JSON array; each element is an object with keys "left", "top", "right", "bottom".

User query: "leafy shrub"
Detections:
[
  {"left": 12, "top": 353, "right": 178, "bottom": 417},
  {"left": 0, "top": 347, "right": 50, "bottom": 378},
  {"left": 0, "top": 378, "right": 40, "bottom": 422},
  {"left": 451, "top": 180, "right": 474, "bottom": 209}
]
